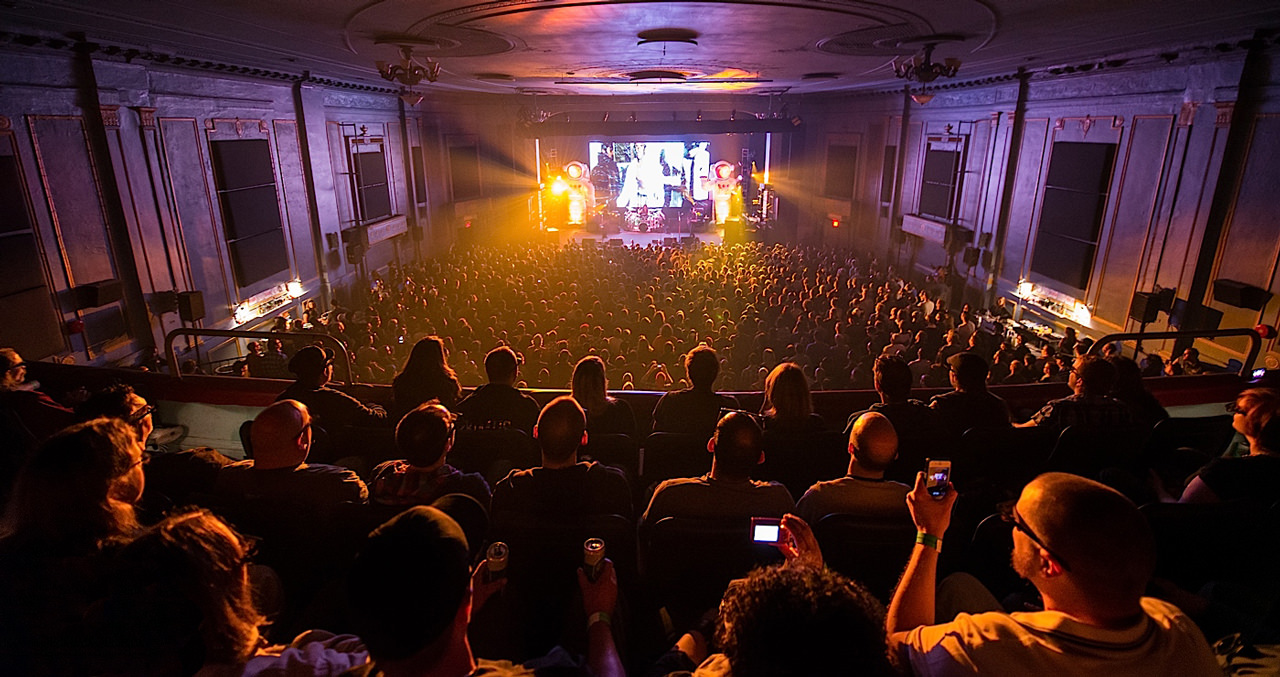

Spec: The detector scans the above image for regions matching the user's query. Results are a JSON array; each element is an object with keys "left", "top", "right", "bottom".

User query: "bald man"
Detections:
[
  {"left": 797, "top": 412, "right": 910, "bottom": 524},
  {"left": 887, "top": 472, "right": 1219, "bottom": 676},
  {"left": 215, "top": 400, "right": 368, "bottom": 507}
]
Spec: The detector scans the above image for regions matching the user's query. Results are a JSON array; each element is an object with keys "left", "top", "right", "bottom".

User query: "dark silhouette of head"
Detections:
[
  {"left": 396, "top": 402, "right": 456, "bottom": 468},
  {"left": 685, "top": 345, "right": 720, "bottom": 390},
  {"left": 711, "top": 411, "right": 764, "bottom": 478},
  {"left": 873, "top": 355, "right": 913, "bottom": 402},
  {"left": 484, "top": 346, "right": 520, "bottom": 385},
  {"left": 535, "top": 396, "right": 587, "bottom": 464}
]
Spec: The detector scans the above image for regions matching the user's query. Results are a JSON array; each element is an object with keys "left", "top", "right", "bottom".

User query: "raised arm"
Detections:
[{"left": 886, "top": 472, "right": 958, "bottom": 644}]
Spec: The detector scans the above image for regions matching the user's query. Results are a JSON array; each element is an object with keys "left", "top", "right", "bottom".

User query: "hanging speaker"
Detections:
[
  {"left": 73, "top": 279, "right": 123, "bottom": 310},
  {"left": 1213, "top": 279, "right": 1272, "bottom": 311},
  {"left": 1128, "top": 291, "right": 1162, "bottom": 323},
  {"left": 962, "top": 246, "right": 981, "bottom": 267},
  {"left": 177, "top": 291, "right": 205, "bottom": 322}
]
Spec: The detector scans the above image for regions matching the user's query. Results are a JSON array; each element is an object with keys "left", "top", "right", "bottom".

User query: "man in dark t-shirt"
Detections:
[
  {"left": 652, "top": 346, "right": 738, "bottom": 437},
  {"left": 491, "top": 396, "right": 632, "bottom": 522},
  {"left": 455, "top": 346, "right": 540, "bottom": 435},
  {"left": 928, "top": 352, "right": 1012, "bottom": 436}
]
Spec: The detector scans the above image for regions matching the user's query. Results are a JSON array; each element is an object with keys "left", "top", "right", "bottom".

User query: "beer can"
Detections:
[
  {"left": 583, "top": 537, "right": 606, "bottom": 582},
  {"left": 485, "top": 541, "right": 509, "bottom": 582}
]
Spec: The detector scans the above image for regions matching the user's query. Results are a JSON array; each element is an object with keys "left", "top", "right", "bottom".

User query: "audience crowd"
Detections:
[{"left": 0, "top": 240, "right": 1273, "bottom": 677}]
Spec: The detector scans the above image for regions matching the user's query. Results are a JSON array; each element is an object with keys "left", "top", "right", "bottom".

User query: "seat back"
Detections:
[
  {"left": 490, "top": 513, "right": 635, "bottom": 658},
  {"left": 641, "top": 516, "right": 784, "bottom": 622},
  {"left": 813, "top": 512, "right": 916, "bottom": 602},
  {"left": 757, "top": 430, "right": 848, "bottom": 499},
  {"left": 1143, "top": 415, "right": 1234, "bottom": 460},
  {"left": 582, "top": 433, "right": 641, "bottom": 482},
  {"left": 641, "top": 433, "right": 711, "bottom": 486},
  {"left": 238, "top": 419, "right": 255, "bottom": 459},
  {"left": 1140, "top": 500, "right": 1270, "bottom": 592},
  {"left": 451, "top": 428, "right": 540, "bottom": 484},
  {"left": 1047, "top": 424, "right": 1148, "bottom": 479},
  {"left": 956, "top": 426, "right": 1055, "bottom": 497}
]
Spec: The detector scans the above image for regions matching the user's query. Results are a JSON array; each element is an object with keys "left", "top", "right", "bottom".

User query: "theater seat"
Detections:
[
  {"left": 451, "top": 428, "right": 540, "bottom": 485},
  {"left": 582, "top": 433, "right": 641, "bottom": 482},
  {"left": 814, "top": 512, "right": 916, "bottom": 602},
  {"left": 956, "top": 426, "right": 1055, "bottom": 498},
  {"left": 1046, "top": 424, "right": 1149, "bottom": 479},
  {"left": 757, "top": 429, "right": 848, "bottom": 499},
  {"left": 1142, "top": 415, "right": 1234, "bottom": 460},
  {"left": 641, "top": 516, "right": 784, "bottom": 631},
  {"left": 641, "top": 432, "right": 711, "bottom": 488}
]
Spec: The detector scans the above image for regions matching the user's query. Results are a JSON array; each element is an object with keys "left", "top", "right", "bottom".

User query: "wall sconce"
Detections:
[{"left": 893, "top": 43, "right": 961, "bottom": 83}]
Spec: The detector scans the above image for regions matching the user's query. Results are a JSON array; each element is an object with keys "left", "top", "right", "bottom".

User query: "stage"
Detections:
[{"left": 547, "top": 227, "right": 724, "bottom": 248}]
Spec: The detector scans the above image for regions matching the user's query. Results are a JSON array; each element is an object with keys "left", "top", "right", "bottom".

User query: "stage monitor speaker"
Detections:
[
  {"left": 681, "top": 236, "right": 698, "bottom": 247},
  {"left": 177, "top": 291, "right": 205, "bottom": 322},
  {"left": 1213, "top": 279, "right": 1272, "bottom": 311},
  {"left": 608, "top": 238, "right": 623, "bottom": 247},
  {"left": 73, "top": 279, "right": 123, "bottom": 310},
  {"left": 663, "top": 237, "right": 678, "bottom": 246},
  {"left": 581, "top": 237, "right": 597, "bottom": 247},
  {"left": 962, "top": 247, "right": 981, "bottom": 267},
  {"left": 1128, "top": 291, "right": 1162, "bottom": 324}
]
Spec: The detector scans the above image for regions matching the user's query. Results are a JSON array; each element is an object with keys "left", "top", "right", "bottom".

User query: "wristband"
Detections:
[
  {"left": 915, "top": 531, "right": 942, "bottom": 552},
  {"left": 588, "top": 611, "right": 612, "bottom": 628}
]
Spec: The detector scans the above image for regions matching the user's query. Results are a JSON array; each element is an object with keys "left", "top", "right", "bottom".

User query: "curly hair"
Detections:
[
  {"left": 716, "top": 563, "right": 895, "bottom": 677},
  {"left": 2, "top": 418, "right": 140, "bottom": 551}
]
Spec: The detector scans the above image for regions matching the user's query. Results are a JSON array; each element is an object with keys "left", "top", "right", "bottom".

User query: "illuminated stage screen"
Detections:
[{"left": 588, "top": 140, "right": 712, "bottom": 210}]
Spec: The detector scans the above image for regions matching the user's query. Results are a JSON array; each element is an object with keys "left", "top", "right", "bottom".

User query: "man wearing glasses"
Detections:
[{"left": 886, "top": 472, "right": 1219, "bottom": 675}]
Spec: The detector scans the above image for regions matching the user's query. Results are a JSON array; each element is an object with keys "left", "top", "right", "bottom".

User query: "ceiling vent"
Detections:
[{"left": 637, "top": 28, "right": 699, "bottom": 46}]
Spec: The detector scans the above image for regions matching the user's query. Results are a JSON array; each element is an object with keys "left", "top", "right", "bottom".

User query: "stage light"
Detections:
[
  {"left": 551, "top": 176, "right": 568, "bottom": 195},
  {"left": 286, "top": 279, "right": 304, "bottom": 299}
]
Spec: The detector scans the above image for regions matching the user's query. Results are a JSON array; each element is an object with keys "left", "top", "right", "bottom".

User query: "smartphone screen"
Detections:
[
  {"left": 750, "top": 517, "right": 782, "bottom": 543},
  {"left": 926, "top": 459, "right": 952, "bottom": 498}
]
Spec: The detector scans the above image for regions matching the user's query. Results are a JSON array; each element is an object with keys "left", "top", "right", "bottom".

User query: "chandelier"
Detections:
[
  {"left": 376, "top": 45, "right": 440, "bottom": 105},
  {"left": 893, "top": 43, "right": 961, "bottom": 83}
]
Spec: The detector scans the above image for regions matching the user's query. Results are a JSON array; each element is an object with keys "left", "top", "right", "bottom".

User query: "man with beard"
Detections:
[{"left": 885, "top": 472, "right": 1219, "bottom": 676}]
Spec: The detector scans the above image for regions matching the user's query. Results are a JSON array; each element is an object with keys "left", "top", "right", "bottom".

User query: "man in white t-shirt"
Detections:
[{"left": 886, "top": 472, "right": 1220, "bottom": 676}]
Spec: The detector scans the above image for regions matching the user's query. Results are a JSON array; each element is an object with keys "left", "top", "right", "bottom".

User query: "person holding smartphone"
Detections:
[{"left": 885, "top": 472, "right": 1220, "bottom": 676}]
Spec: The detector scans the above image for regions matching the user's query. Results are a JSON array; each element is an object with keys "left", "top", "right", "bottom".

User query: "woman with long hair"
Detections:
[
  {"left": 761, "top": 362, "right": 824, "bottom": 433},
  {"left": 571, "top": 355, "right": 636, "bottom": 437},
  {"left": 393, "top": 336, "right": 463, "bottom": 415}
]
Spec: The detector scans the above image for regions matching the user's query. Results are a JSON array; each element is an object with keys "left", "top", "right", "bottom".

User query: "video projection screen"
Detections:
[{"left": 588, "top": 140, "right": 712, "bottom": 209}]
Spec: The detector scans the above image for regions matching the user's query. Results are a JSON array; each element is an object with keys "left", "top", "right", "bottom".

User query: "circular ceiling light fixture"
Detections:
[{"left": 637, "top": 28, "right": 699, "bottom": 46}]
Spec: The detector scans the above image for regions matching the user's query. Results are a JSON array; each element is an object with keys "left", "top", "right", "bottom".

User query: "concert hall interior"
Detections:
[{"left": 5, "top": 1, "right": 1280, "bottom": 673}]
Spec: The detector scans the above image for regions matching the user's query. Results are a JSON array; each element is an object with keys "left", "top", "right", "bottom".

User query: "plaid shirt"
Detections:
[{"left": 1028, "top": 393, "right": 1134, "bottom": 431}]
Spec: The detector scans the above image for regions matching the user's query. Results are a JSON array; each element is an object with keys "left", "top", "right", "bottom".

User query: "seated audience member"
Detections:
[
  {"left": 572, "top": 355, "right": 637, "bottom": 437},
  {"left": 1221, "top": 387, "right": 1280, "bottom": 459},
  {"left": 652, "top": 346, "right": 739, "bottom": 437},
  {"left": 491, "top": 396, "right": 632, "bottom": 522},
  {"left": 344, "top": 506, "right": 624, "bottom": 677},
  {"left": 1016, "top": 355, "right": 1134, "bottom": 432},
  {"left": 848, "top": 355, "right": 938, "bottom": 483},
  {"left": 642, "top": 411, "right": 794, "bottom": 529},
  {"left": 1167, "top": 346, "right": 1207, "bottom": 376},
  {"left": 1107, "top": 356, "right": 1169, "bottom": 429},
  {"left": 216, "top": 400, "right": 368, "bottom": 508},
  {"left": 77, "top": 382, "right": 233, "bottom": 508},
  {"left": 0, "top": 418, "right": 145, "bottom": 675},
  {"left": 393, "top": 336, "right": 464, "bottom": 416},
  {"left": 886, "top": 472, "right": 1220, "bottom": 676},
  {"left": 276, "top": 345, "right": 388, "bottom": 461},
  {"left": 92, "top": 509, "right": 367, "bottom": 676},
  {"left": 0, "top": 347, "right": 76, "bottom": 443},
  {"left": 761, "top": 362, "right": 825, "bottom": 434},
  {"left": 1140, "top": 354, "right": 1166, "bottom": 378},
  {"left": 653, "top": 515, "right": 896, "bottom": 677},
  {"left": 928, "top": 352, "right": 1012, "bottom": 436},
  {"left": 797, "top": 412, "right": 909, "bottom": 524},
  {"left": 257, "top": 337, "right": 292, "bottom": 379},
  {"left": 371, "top": 402, "right": 491, "bottom": 509},
  {"left": 1176, "top": 411, "right": 1280, "bottom": 506},
  {"left": 454, "top": 346, "right": 540, "bottom": 434}
]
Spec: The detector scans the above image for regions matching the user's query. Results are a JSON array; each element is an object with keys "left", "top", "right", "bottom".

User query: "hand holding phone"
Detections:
[
  {"left": 925, "top": 459, "right": 952, "bottom": 499},
  {"left": 750, "top": 517, "right": 783, "bottom": 544}
]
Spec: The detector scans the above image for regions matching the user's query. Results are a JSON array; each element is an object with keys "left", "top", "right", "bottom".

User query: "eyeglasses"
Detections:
[
  {"left": 129, "top": 450, "right": 152, "bottom": 469},
  {"left": 8, "top": 362, "right": 26, "bottom": 371},
  {"left": 127, "top": 405, "right": 156, "bottom": 425},
  {"left": 1226, "top": 401, "right": 1248, "bottom": 415},
  {"left": 999, "top": 502, "right": 1071, "bottom": 572}
]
